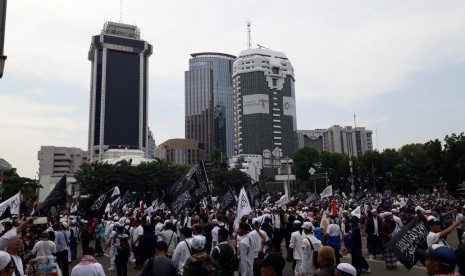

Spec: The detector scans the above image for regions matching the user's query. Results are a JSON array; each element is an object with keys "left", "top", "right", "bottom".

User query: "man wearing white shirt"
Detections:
[
  {"left": 299, "top": 221, "right": 322, "bottom": 276},
  {"left": 131, "top": 219, "right": 144, "bottom": 270},
  {"left": 172, "top": 227, "right": 193, "bottom": 275},
  {"left": 31, "top": 231, "right": 56, "bottom": 257},
  {"left": 237, "top": 222, "right": 254, "bottom": 276},
  {"left": 287, "top": 220, "right": 303, "bottom": 276},
  {"left": 71, "top": 247, "right": 105, "bottom": 276}
]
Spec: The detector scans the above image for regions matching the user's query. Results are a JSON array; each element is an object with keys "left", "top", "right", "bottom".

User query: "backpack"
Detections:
[
  {"left": 115, "top": 235, "right": 130, "bottom": 257},
  {"left": 213, "top": 244, "right": 239, "bottom": 271}
]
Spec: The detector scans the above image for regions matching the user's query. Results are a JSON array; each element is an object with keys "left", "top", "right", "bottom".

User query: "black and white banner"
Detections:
[
  {"left": 387, "top": 213, "right": 429, "bottom": 269},
  {"left": 0, "top": 192, "right": 20, "bottom": 215}
]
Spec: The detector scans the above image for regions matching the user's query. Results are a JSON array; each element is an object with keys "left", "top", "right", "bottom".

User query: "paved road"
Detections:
[{"left": 68, "top": 231, "right": 460, "bottom": 276}]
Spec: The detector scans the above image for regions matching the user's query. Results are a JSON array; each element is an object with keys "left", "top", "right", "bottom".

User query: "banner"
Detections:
[
  {"left": 387, "top": 213, "right": 429, "bottom": 269},
  {"left": 0, "top": 192, "right": 20, "bottom": 215},
  {"left": 163, "top": 162, "right": 211, "bottom": 215},
  {"left": 351, "top": 206, "right": 361, "bottom": 219},
  {"left": 37, "top": 175, "right": 67, "bottom": 212},
  {"left": 275, "top": 194, "right": 289, "bottom": 207},
  {"left": 91, "top": 187, "right": 116, "bottom": 213},
  {"left": 320, "top": 185, "right": 333, "bottom": 199},
  {"left": 246, "top": 182, "right": 262, "bottom": 203},
  {"left": 218, "top": 189, "right": 236, "bottom": 211},
  {"left": 355, "top": 189, "right": 366, "bottom": 201},
  {"left": 305, "top": 194, "right": 319, "bottom": 204},
  {"left": 234, "top": 187, "right": 253, "bottom": 229},
  {"left": 109, "top": 187, "right": 120, "bottom": 213}
]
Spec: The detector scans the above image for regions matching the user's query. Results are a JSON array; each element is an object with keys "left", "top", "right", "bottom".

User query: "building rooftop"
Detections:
[{"left": 102, "top": 21, "right": 140, "bottom": 39}]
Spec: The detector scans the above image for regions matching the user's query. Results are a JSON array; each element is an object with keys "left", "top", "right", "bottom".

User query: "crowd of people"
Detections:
[{"left": 0, "top": 192, "right": 463, "bottom": 276}]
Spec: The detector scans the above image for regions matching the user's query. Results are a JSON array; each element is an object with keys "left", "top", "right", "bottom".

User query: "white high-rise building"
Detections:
[
  {"left": 298, "top": 125, "right": 373, "bottom": 157},
  {"left": 37, "top": 146, "right": 88, "bottom": 202}
]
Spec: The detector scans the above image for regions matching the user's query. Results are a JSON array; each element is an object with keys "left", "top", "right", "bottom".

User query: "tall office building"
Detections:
[
  {"left": 185, "top": 52, "right": 236, "bottom": 158},
  {"left": 233, "top": 48, "right": 298, "bottom": 158},
  {"left": 88, "top": 22, "right": 152, "bottom": 161}
]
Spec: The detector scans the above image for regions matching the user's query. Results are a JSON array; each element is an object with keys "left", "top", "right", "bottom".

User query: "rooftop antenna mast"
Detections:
[
  {"left": 247, "top": 19, "right": 251, "bottom": 49},
  {"left": 119, "top": 0, "right": 123, "bottom": 23},
  {"left": 353, "top": 109, "right": 357, "bottom": 129}
]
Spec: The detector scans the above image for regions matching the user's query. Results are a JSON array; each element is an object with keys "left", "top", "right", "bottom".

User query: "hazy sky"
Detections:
[{"left": 2, "top": 1, "right": 465, "bottom": 178}]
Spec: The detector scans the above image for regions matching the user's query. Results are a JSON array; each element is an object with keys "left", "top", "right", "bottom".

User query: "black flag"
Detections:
[
  {"left": 163, "top": 162, "right": 210, "bottom": 215},
  {"left": 355, "top": 189, "right": 366, "bottom": 201},
  {"left": 37, "top": 175, "right": 67, "bottom": 211},
  {"left": 218, "top": 188, "right": 236, "bottom": 211},
  {"left": 387, "top": 213, "right": 430, "bottom": 269},
  {"left": 91, "top": 187, "right": 116, "bottom": 214},
  {"left": 0, "top": 206, "right": 11, "bottom": 220},
  {"left": 246, "top": 182, "right": 262, "bottom": 203}
]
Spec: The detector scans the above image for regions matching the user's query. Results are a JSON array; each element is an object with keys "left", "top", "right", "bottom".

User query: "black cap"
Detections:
[{"left": 255, "top": 251, "right": 285, "bottom": 275}]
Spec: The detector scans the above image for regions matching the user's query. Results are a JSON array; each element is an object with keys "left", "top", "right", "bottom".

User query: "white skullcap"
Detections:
[
  {"left": 337, "top": 263, "right": 357, "bottom": 276},
  {"left": 191, "top": 235, "right": 206, "bottom": 250},
  {"left": 0, "top": 251, "right": 11, "bottom": 270}
]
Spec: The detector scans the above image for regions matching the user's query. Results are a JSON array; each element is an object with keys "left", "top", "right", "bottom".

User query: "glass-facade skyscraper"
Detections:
[
  {"left": 233, "top": 48, "right": 298, "bottom": 158},
  {"left": 185, "top": 52, "right": 236, "bottom": 158},
  {"left": 88, "top": 22, "right": 152, "bottom": 161}
]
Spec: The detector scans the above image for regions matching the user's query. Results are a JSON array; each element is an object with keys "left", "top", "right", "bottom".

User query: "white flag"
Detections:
[
  {"left": 320, "top": 185, "right": 333, "bottom": 199},
  {"left": 342, "top": 192, "right": 347, "bottom": 199},
  {"left": 399, "top": 198, "right": 407, "bottom": 209},
  {"left": 351, "top": 206, "right": 361, "bottom": 219},
  {"left": 234, "top": 187, "right": 252, "bottom": 229},
  {"left": 0, "top": 192, "right": 21, "bottom": 215},
  {"left": 275, "top": 195, "right": 288, "bottom": 207}
]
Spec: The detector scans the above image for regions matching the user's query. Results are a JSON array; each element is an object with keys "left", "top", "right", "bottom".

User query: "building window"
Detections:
[
  {"left": 272, "top": 78, "right": 277, "bottom": 86},
  {"left": 272, "top": 67, "right": 279, "bottom": 74}
]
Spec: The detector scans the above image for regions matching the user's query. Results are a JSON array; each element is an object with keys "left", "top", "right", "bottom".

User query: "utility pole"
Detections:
[{"left": 0, "top": 0, "right": 7, "bottom": 78}]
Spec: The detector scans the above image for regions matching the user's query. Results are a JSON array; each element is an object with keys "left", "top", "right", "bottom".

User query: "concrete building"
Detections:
[
  {"left": 298, "top": 125, "right": 373, "bottom": 156},
  {"left": 155, "top": 139, "right": 206, "bottom": 166},
  {"left": 232, "top": 48, "right": 298, "bottom": 159},
  {"left": 228, "top": 154, "right": 263, "bottom": 183},
  {"left": 0, "top": 158, "right": 12, "bottom": 172},
  {"left": 37, "top": 146, "right": 88, "bottom": 202},
  {"left": 185, "top": 52, "right": 236, "bottom": 158},
  {"left": 147, "top": 127, "right": 156, "bottom": 159},
  {"left": 88, "top": 21, "right": 152, "bottom": 161}
]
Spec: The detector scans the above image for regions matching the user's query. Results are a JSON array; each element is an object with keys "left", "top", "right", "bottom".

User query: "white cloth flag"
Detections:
[
  {"left": 351, "top": 206, "right": 361, "bottom": 219},
  {"left": 275, "top": 195, "right": 288, "bottom": 207},
  {"left": 320, "top": 185, "right": 333, "bottom": 199},
  {"left": 234, "top": 187, "right": 253, "bottom": 229},
  {"left": 0, "top": 192, "right": 20, "bottom": 215}
]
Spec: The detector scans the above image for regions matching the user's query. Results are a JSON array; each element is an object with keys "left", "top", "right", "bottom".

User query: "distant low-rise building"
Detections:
[
  {"left": 37, "top": 146, "right": 88, "bottom": 202},
  {"left": 0, "top": 158, "right": 12, "bottom": 172},
  {"left": 298, "top": 125, "right": 373, "bottom": 157},
  {"left": 155, "top": 139, "right": 206, "bottom": 166}
]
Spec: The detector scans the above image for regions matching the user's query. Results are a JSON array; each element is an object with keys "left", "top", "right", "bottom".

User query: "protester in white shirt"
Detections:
[
  {"left": 31, "top": 231, "right": 56, "bottom": 257},
  {"left": 300, "top": 222, "right": 322, "bottom": 276},
  {"left": 237, "top": 222, "right": 254, "bottom": 276},
  {"left": 172, "top": 227, "right": 193, "bottom": 275},
  {"left": 427, "top": 215, "right": 463, "bottom": 247},
  {"left": 287, "top": 220, "right": 304, "bottom": 276},
  {"left": 71, "top": 247, "right": 105, "bottom": 276}
]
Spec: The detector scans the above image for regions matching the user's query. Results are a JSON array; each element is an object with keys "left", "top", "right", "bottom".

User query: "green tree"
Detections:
[
  {"left": 210, "top": 168, "right": 251, "bottom": 195},
  {"left": 1, "top": 169, "right": 39, "bottom": 204}
]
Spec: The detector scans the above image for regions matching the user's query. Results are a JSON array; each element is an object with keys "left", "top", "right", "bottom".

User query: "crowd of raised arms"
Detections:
[{"left": 0, "top": 192, "right": 463, "bottom": 276}]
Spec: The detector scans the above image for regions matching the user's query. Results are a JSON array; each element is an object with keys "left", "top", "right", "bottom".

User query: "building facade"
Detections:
[
  {"left": 155, "top": 139, "right": 206, "bottom": 166},
  {"left": 37, "top": 146, "right": 88, "bottom": 202},
  {"left": 88, "top": 21, "right": 152, "bottom": 161},
  {"left": 0, "top": 158, "right": 12, "bottom": 172},
  {"left": 232, "top": 48, "right": 298, "bottom": 159},
  {"left": 147, "top": 127, "right": 156, "bottom": 159},
  {"left": 185, "top": 52, "right": 236, "bottom": 159},
  {"left": 298, "top": 125, "right": 373, "bottom": 156}
]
